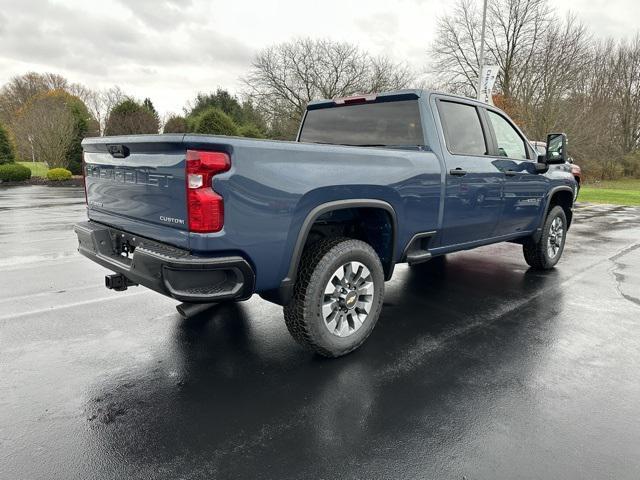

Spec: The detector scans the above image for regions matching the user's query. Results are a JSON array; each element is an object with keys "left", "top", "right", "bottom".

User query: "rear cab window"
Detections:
[
  {"left": 298, "top": 100, "right": 424, "bottom": 148},
  {"left": 437, "top": 101, "right": 487, "bottom": 156}
]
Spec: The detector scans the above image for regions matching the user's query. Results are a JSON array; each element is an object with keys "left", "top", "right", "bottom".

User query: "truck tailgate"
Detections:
[{"left": 83, "top": 136, "right": 189, "bottom": 248}]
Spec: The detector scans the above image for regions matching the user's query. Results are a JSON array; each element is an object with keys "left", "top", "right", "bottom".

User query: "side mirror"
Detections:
[
  {"left": 534, "top": 161, "right": 548, "bottom": 174},
  {"left": 545, "top": 132, "right": 568, "bottom": 164}
]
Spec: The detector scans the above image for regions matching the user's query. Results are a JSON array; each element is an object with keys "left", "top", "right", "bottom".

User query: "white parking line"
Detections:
[
  {"left": 0, "top": 284, "right": 101, "bottom": 304},
  {"left": 0, "top": 255, "right": 84, "bottom": 273},
  {"left": 0, "top": 290, "right": 152, "bottom": 322}
]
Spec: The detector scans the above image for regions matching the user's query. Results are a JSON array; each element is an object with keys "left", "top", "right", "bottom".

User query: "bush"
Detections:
[
  {"left": 67, "top": 157, "right": 83, "bottom": 175},
  {"left": 192, "top": 107, "right": 239, "bottom": 136},
  {"left": 0, "top": 122, "right": 15, "bottom": 164},
  {"left": 238, "top": 124, "right": 265, "bottom": 139},
  {"left": 46, "top": 167, "right": 73, "bottom": 181},
  {"left": 105, "top": 98, "right": 160, "bottom": 136},
  {"left": 163, "top": 115, "right": 188, "bottom": 133},
  {"left": 0, "top": 163, "right": 32, "bottom": 182}
]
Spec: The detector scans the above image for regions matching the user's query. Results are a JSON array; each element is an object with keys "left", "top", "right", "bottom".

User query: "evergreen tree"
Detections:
[
  {"left": 192, "top": 107, "right": 239, "bottom": 136},
  {"left": 0, "top": 122, "right": 15, "bottom": 164},
  {"left": 105, "top": 99, "right": 160, "bottom": 136}
]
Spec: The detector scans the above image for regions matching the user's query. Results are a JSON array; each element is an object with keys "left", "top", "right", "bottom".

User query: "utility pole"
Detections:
[{"left": 477, "top": 0, "right": 488, "bottom": 101}]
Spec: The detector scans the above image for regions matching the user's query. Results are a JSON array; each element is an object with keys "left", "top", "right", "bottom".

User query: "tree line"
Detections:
[
  {"left": 1, "top": 0, "right": 639, "bottom": 180},
  {"left": 0, "top": 38, "right": 413, "bottom": 174},
  {"left": 431, "top": 0, "right": 640, "bottom": 179}
]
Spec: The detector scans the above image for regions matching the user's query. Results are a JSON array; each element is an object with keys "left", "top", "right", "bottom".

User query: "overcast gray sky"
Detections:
[{"left": 0, "top": 0, "right": 638, "bottom": 116}]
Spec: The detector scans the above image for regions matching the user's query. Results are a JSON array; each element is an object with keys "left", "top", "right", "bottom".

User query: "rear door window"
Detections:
[{"left": 437, "top": 101, "right": 487, "bottom": 156}]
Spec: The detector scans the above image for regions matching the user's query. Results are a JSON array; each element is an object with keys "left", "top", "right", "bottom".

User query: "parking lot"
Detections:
[{"left": 1, "top": 185, "right": 640, "bottom": 479}]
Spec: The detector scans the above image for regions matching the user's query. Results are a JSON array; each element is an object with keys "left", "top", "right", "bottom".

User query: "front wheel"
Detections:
[
  {"left": 283, "top": 237, "right": 385, "bottom": 357},
  {"left": 522, "top": 205, "right": 568, "bottom": 270}
]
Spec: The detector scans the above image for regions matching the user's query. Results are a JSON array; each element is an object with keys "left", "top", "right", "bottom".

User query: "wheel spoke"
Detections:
[
  {"left": 358, "top": 281, "right": 374, "bottom": 296},
  {"left": 355, "top": 266, "right": 371, "bottom": 287},
  {"left": 337, "top": 312, "right": 350, "bottom": 336},
  {"left": 343, "top": 263, "right": 354, "bottom": 283},
  {"left": 326, "top": 314, "right": 338, "bottom": 333},
  {"left": 350, "top": 312, "right": 363, "bottom": 330},
  {"left": 322, "top": 299, "right": 336, "bottom": 318},
  {"left": 351, "top": 263, "right": 363, "bottom": 283},
  {"left": 324, "top": 281, "right": 337, "bottom": 295},
  {"left": 356, "top": 300, "right": 371, "bottom": 315}
]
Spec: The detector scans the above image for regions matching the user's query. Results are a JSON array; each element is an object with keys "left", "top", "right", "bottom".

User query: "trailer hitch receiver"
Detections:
[{"left": 105, "top": 273, "right": 138, "bottom": 292}]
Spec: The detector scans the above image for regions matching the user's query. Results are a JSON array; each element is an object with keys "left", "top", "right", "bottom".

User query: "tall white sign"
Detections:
[{"left": 479, "top": 65, "right": 499, "bottom": 105}]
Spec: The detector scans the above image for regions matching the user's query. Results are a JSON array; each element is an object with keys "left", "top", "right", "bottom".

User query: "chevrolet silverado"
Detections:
[{"left": 75, "top": 90, "right": 576, "bottom": 357}]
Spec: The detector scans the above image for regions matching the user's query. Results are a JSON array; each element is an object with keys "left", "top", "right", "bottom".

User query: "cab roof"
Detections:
[{"left": 306, "top": 89, "right": 490, "bottom": 110}]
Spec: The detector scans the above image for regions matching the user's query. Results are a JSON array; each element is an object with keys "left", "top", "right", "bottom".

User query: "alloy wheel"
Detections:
[
  {"left": 322, "top": 261, "right": 375, "bottom": 337},
  {"left": 547, "top": 217, "right": 564, "bottom": 258}
]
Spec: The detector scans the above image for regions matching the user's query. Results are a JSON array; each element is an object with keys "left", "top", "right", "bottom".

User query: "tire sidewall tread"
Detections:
[
  {"left": 523, "top": 205, "right": 567, "bottom": 270},
  {"left": 284, "top": 237, "right": 384, "bottom": 357}
]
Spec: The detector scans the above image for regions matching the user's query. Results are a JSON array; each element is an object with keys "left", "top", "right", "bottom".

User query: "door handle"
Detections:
[
  {"left": 449, "top": 168, "right": 467, "bottom": 176},
  {"left": 504, "top": 170, "right": 518, "bottom": 176}
]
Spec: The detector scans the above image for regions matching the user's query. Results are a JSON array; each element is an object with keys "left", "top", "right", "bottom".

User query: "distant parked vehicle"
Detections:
[{"left": 531, "top": 140, "right": 581, "bottom": 201}]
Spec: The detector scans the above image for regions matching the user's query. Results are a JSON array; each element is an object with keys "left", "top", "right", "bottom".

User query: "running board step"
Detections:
[
  {"left": 403, "top": 231, "right": 436, "bottom": 265},
  {"left": 406, "top": 250, "right": 432, "bottom": 265}
]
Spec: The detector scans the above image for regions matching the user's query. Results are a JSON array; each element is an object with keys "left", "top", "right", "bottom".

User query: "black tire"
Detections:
[
  {"left": 283, "top": 237, "right": 385, "bottom": 358},
  {"left": 523, "top": 205, "right": 568, "bottom": 270}
]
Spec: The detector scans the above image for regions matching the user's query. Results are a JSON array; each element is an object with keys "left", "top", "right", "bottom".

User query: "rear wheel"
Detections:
[
  {"left": 523, "top": 205, "right": 567, "bottom": 270},
  {"left": 283, "top": 237, "right": 384, "bottom": 357}
]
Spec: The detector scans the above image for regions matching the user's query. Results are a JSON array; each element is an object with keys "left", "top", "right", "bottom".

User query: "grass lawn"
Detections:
[
  {"left": 580, "top": 179, "right": 640, "bottom": 206},
  {"left": 17, "top": 161, "right": 49, "bottom": 177}
]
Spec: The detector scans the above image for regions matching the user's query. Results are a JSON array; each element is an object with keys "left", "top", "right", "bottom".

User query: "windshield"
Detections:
[{"left": 299, "top": 100, "right": 424, "bottom": 147}]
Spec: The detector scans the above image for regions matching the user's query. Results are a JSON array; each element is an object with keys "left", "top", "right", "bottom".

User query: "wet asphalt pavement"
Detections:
[{"left": 1, "top": 185, "right": 640, "bottom": 480}]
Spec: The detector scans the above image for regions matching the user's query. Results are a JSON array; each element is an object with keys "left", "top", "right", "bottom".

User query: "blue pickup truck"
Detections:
[{"left": 75, "top": 90, "right": 576, "bottom": 357}]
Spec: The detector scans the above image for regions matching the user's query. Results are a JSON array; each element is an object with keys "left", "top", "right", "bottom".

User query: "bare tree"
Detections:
[
  {"left": 614, "top": 35, "right": 640, "bottom": 156},
  {"left": 430, "top": 0, "right": 483, "bottom": 97},
  {"left": 369, "top": 56, "right": 416, "bottom": 93},
  {"left": 13, "top": 92, "right": 76, "bottom": 167},
  {"left": 550, "top": 36, "right": 640, "bottom": 179},
  {"left": 83, "top": 86, "right": 127, "bottom": 135},
  {"left": 0, "top": 72, "right": 69, "bottom": 126},
  {"left": 244, "top": 38, "right": 415, "bottom": 138},
  {"left": 430, "top": 0, "right": 549, "bottom": 98},
  {"left": 520, "top": 14, "right": 591, "bottom": 139},
  {"left": 488, "top": 0, "right": 549, "bottom": 97},
  {"left": 429, "top": 0, "right": 640, "bottom": 179}
]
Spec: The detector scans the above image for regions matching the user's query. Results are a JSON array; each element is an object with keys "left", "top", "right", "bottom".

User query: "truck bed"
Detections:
[{"left": 82, "top": 133, "right": 442, "bottom": 292}]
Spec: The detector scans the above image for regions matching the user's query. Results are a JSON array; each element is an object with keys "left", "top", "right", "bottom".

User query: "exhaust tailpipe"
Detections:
[{"left": 176, "top": 302, "right": 217, "bottom": 318}]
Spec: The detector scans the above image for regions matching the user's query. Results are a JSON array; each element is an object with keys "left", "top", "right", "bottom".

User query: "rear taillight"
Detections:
[{"left": 185, "top": 150, "right": 231, "bottom": 233}]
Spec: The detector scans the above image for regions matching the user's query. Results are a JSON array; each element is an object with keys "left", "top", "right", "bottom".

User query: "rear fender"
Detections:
[{"left": 261, "top": 197, "right": 399, "bottom": 306}]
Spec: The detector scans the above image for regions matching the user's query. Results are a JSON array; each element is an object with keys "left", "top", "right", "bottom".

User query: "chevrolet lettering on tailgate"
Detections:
[{"left": 86, "top": 165, "right": 173, "bottom": 187}]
